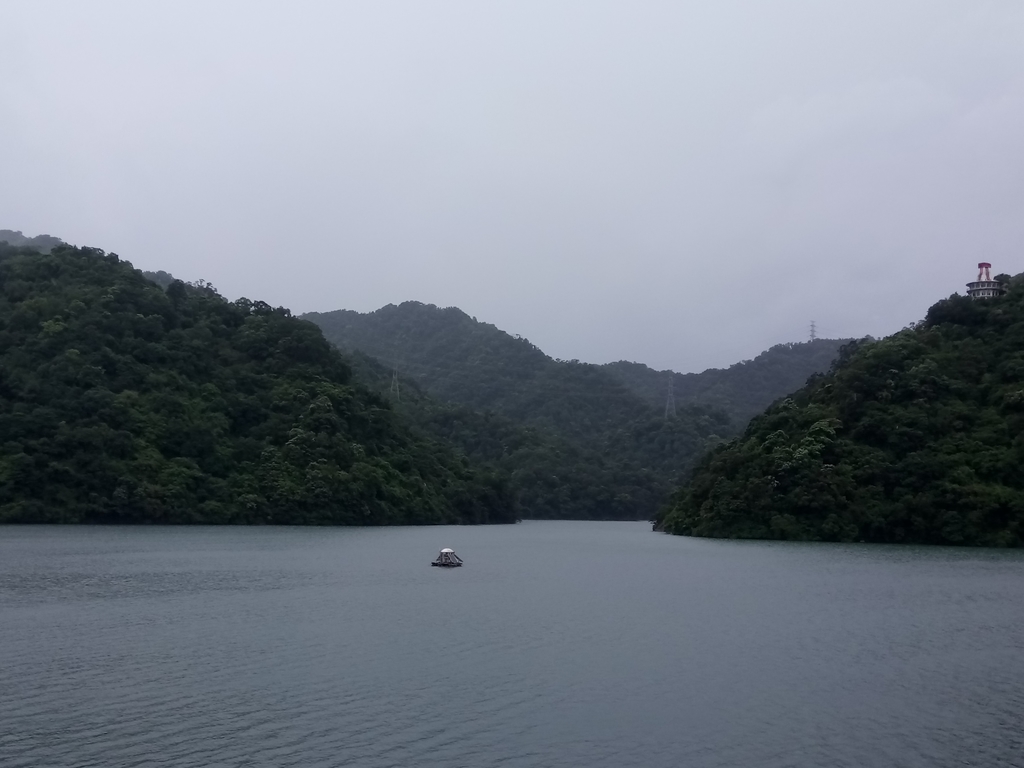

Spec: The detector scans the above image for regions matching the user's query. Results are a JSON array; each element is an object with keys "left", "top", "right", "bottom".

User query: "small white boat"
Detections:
[{"left": 431, "top": 548, "right": 463, "bottom": 567}]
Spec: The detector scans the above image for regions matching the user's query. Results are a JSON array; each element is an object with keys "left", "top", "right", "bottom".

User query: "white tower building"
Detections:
[{"left": 966, "top": 262, "right": 1005, "bottom": 299}]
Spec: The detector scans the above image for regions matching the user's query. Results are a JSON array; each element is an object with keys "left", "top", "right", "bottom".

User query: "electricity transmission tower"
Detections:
[
  {"left": 665, "top": 374, "right": 677, "bottom": 419},
  {"left": 809, "top": 320, "right": 817, "bottom": 341}
]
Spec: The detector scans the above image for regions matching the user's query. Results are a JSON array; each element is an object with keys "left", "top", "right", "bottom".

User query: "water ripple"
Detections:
[{"left": 2, "top": 523, "right": 1023, "bottom": 768}]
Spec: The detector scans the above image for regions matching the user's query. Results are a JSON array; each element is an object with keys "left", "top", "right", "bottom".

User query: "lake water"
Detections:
[{"left": 1, "top": 522, "right": 1022, "bottom": 768}]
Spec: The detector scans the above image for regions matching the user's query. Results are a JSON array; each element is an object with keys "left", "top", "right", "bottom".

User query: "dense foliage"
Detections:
[
  {"left": 342, "top": 346, "right": 722, "bottom": 520},
  {"left": 0, "top": 244, "right": 516, "bottom": 525},
  {"left": 306, "top": 303, "right": 730, "bottom": 520},
  {"left": 603, "top": 339, "right": 847, "bottom": 427},
  {"left": 658, "top": 277, "right": 1024, "bottom": 546}
]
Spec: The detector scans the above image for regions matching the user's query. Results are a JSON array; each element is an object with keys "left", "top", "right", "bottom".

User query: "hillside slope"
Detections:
[
  {"left": 0, "top": 244, "right": 515, "bottom": 525},
  {"left": 344, "top": 349, "right": 694, "bottom": 520},
  {"left": 603, "top": 339, "right": 847, "bottom": 426},
  {"left": 305, "top": 302, "right": 729, "bottom": 520},
  {"left": 658, "top": 276, "right": 1024, "bottom": 546}
]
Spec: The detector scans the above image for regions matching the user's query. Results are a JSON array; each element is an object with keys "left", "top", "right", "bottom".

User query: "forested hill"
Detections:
[
  {"left": 658, "top": 274, "right": 1024, "bottom": 546},
  {"left": 603, "top": 339, "right": 847, "bottom": 427},
  {"left": 1, "top": 230, "right": 64, "bottom": 254},
  {"left": 304, "top": 302, "right": 730, "bottom": 520},
  {"left": 0, "top": 243, "right": 516, "bottom": 525},
  {"left": 344, "top": 346, "right": 726, "bottom": 521},
  {"left": 305, "top": 303, "right": 557, "bottom": 420}
]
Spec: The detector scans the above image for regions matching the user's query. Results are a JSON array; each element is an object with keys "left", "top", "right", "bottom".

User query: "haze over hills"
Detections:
[
  {"left": 0, "top": 230, "right": 64, "bottom": 254},
  {"left": 10, "top": 231, "right": 1020, "bottom": 542},
  {"left": 340, "top": 347, "right": 702, "bottom": 520},
  {"left": 306, "top": 302, "right": 665, "bottom": 434},
  {"left": 307, "top": 302, "right": 732, "bottom": 520},
  {"left": 304, "top": 301, "right": 845, "bottom": 434},
  {"left": 604, "top": 339, "right": 849, "bottom": 426},
  {"left": 3, "top": 232, "right": 732, "bottom": 522},
  {"left": 304, "top": 301, "right": 847, "bottom": 520},
  {"left": 2, "top": 231, "right": 855, "bottom": 523},
  {"left": 659, "top": 273, "right": 1024, "bottom": 546}
]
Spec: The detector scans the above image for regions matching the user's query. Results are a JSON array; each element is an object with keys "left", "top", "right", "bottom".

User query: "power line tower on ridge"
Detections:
[
  {"left": 665, "top": 374, "right": 676, "bottom": 419},
  {"left": 810, "top": 320, "right": 817, "bottom": 342}
]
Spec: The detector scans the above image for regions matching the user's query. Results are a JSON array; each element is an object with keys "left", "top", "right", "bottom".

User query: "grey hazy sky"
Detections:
[{"left": 3, "top": 1, "right": 1023, "bottom": 372}]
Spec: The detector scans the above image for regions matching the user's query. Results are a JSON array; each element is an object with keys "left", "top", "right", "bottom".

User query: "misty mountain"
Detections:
[
  {"left": 0, "top": 230, "right": 64, "bottom": 254},
  {"left": 305, "top": 302, "right": 738, "bottom": 520},
  {"left": 603, "top": 339, "right": 849, "bottom": 426},
  {"left": 141, "top": 269, "right": 177, "bottom": 289},
  {"left": 0, "top": 243, "right": 515, "bottom": 525},
  {"left": 342, "top": 345, "right": 724, "bottom": 521},
  {"left": 659, "top": 275, "right": 1024, "bottom": 546},
  {"left": 1, "top": 231, "right": 182, "bottom": 292}
]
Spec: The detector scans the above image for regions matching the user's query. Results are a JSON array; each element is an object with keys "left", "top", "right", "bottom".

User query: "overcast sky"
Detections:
[{"left": 3, "top": 1, "right": 1023, "bottom": 372}]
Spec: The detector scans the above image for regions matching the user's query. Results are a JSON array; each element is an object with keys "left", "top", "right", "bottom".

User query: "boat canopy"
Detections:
[{"left": 432, "top": 548, "right": 464, "bottom": 566}]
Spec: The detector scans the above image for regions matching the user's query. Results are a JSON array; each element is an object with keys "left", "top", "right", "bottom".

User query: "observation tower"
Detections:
[{"left": 966, "top": 263, "right": 1005, "bottom": 299}]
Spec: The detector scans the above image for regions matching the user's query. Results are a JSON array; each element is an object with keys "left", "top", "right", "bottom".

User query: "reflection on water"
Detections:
[{"left": 1, "top": 522, "right": 1022, "bottom": 768}]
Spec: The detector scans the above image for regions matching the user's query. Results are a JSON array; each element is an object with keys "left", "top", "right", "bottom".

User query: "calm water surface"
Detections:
[{"left": 1, "top": 522, "right": 1022, "bottom": 768}]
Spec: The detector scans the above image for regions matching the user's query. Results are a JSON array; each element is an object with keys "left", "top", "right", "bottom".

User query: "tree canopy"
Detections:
[
  {"left": 0, "top": 244, "right": 515, "bottom": 525},
  {"left": 658, "top": 277, "right": 1024, "bottom": 546},
  {"left": 342, "top": 345, "right": 724, "bottom": 521},
  {"left": 306, "top": 302, "right": 790, "bottom": 521}
]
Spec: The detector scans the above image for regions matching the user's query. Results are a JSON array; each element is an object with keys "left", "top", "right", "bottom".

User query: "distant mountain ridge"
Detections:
[
  {"left": 305, "top": 302, "right": 731, "bottom": 519},
  {"left": 306, "top": 302, "right": 683, "bottom": 440},
  {"left": 0, "top": 230, "right": 848, "bottom": 524},
  {"left": 304, "top": 301, "right": 845, "bottom": 520},
  {"left": 340, "top": 346, "right": 695, "bottom": 520},
  {"left": 0, "top": 230, "right": 64, "bottom": 254},
  {"left": 305, "top": 302, "right": 845, "bottom": 436},
  {"left": 603, "top": 339, "right": 849, "bottom": 426}
]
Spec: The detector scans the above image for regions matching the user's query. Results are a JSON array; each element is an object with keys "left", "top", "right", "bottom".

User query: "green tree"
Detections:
[{"left": 0, "top": 243, "right": 516, "bottom": 526}]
